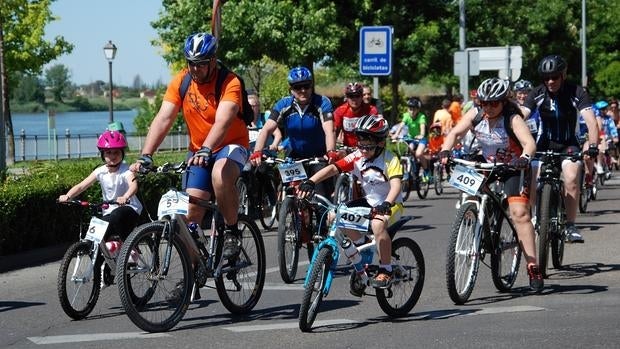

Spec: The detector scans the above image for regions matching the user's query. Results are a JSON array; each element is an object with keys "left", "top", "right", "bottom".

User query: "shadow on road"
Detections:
[{"left": 0, "top": 300, "right": 45, "bottom": 313}]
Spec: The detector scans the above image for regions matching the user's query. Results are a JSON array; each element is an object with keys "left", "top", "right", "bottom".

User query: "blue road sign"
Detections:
[{"left": 359, "top": 26, "right": 392, "bottom": 76}]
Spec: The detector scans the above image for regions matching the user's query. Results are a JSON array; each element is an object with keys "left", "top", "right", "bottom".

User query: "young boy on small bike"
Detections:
[
  {"left": 58, "top": 130, "right": 143, "bottom": 255},
  {"left": 298, "top": 115, "right": 403, "bottom": 289}
]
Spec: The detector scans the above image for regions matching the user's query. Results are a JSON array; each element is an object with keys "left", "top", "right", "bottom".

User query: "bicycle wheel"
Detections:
[
  {"left": 376, "top": 238, "right": 425, "bottom": 317},
  {"left": 401, "top": 159, "right": 412, "bottom": 201},
  {"left": 416, "top": 165, "right": 430, "bottom": 199},
  {"left": 277, "top": 197, "right": 301, "bottom": 283},
  {"left": 236, "top": 176, "right": 251, "bottom": 217},
  {"left": 579, "top": 183, "right": 589, "bottom": 213},
  {"left": 536, "top": 184, "right": 553, "bottom": 278},
  {"left": 215, "top": 215, "right": 266, "bottom": 314},
  {"left": 490, "top": 212, "right": 521, "bottom": 292},
  {"left": 116, "top": 221, "right": 193, "bottom": 332},
  {"left": 434, "top": 162, "right": 444, "bottom": 195},
  {"left": 258, "top": 175, "right": 279, "bottom": 230},
  {"left": 333, "top": 173, "right": 351, "bottom": 204},
  {"left": 57, "top": 241, "right": 101, "bottom": 320},
  {"left": 445, "top": 202, "right": 482, "bottom": 304},
  {"left": 299, "top": 247, "right": 332, "bottom": 332},
  {"left": 551, "top": 194, "right": 566, "bottom": 269}
]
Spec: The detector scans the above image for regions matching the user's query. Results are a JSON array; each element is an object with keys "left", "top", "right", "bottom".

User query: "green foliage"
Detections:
[
  {"left": 133, "top": 89, "right": 186, "bottom": 136},
  {"left": 0, "top": 153, "right": 186, "bottom": 256},
  {"left": 12, "top": 73, "right": 45, "bottom": 104},
  {"left": 593, "top": 62, "right": 620, "bottom": 98},
  {"left": 44, "top": 64, "right": 72, "bottom": 102}
]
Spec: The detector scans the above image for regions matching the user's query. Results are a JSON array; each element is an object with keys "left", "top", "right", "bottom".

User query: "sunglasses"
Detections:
[
  {"left": 543, "top": 74, "right": 562, "bottom": 82},
  {"left": 480, "top": 100, "right": 502, "bottom": 107},
  {"left": 357, "top": 143, "right": 378, "bottom": 151},
  {"left": 346, "top": 93, "right": 362, "bottom": 99},
  {"left": 187, "top": 59, "right": 213, "bottom": 67},
  {"left": 291, "top": 83, "right": 312, "bottom": 91}
]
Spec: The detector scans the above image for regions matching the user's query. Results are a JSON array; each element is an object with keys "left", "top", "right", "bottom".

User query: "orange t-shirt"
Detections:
[
  {"left": 449, "top": 101, "right": 462, "bottom": 125},
  {"left": 164, "top": 69, "right": 249, "bottom": 152},
  {"left": 428, "top": 134, "right": 444, "bottom": 154}
]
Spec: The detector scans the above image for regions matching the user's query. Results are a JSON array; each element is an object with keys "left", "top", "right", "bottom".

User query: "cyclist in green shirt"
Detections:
[{"left": 392, "top": 97, "right": 430, "bottom": 180}]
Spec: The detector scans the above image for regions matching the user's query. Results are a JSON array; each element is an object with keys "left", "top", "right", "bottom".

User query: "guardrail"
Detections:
[{"left": 8, "top": 129, "right": 189, "bottom": 161}]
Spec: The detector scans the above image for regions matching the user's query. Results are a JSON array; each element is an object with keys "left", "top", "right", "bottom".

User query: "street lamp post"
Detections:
[{"left": 103, "top": 40, "right": 117, "bottom": 123}]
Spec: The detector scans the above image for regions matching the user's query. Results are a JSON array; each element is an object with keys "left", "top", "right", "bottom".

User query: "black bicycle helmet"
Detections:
[
  {"left": 538, "top": 55, "right": 567, "bottom": 75},
  {"left": 345, "top": 82, "right": 363, "bottom": 96},
  {"left": 513, "top": 79, "right": 532, "bottom": 92},
  {"left": 354, "top": 115, "right": 389, "bottom": 141},
  {"left": 406, "top": 97, "right": 422, "bottom": 109},
  {"left": 477, "top": 78, "right": 510, "bottom": 102}
]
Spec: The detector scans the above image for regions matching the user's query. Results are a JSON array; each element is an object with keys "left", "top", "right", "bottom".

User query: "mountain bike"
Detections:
[
  {"left": 332, "top": 146, "right": 358, "bottom": 205},
  {"left": 298, "top": 194, "right": 425, "bottom": 332},
  {"left": 393, "top": 138, "right": 429, "bottom": 200},
  {"left": 115, "top": 162, "right": 265, "bottom": 332},
  {"left": 430, "top": 152, "right": 445, "bottom": 195},
  {"left": 445, "top": 158, "right": 523, "bottom": 305},
  {"left": 534, "top": 150, "right": 581, "bottom": 278},
  {"left": 236, "top": 153, "right": 280, "bottom": 229},
  {"left": 57, "top": 199, "right": 127, "bottom": 320},
  {"left": 276, "top": 157, "right": 329, "bottom": 283}
]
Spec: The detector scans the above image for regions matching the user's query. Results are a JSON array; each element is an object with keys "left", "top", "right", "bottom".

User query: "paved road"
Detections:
[{"left": 2, "top": 176, "right": 619, "bottom": 348}]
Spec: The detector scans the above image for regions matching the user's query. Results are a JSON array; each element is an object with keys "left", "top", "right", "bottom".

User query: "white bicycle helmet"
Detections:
[{"left": 477, "top": 78, "right": 510, "bottom": 102}]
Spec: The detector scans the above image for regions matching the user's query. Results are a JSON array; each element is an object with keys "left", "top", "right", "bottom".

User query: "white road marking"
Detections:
[
  {"left": 466, "top": 305, "right": 545, "bottom": 315},
  {"left": 28, "top": 332, "right": 170, "bottom": 345},
  {"left": 223, "top": 319, "right": 359, "bottom": 332}
]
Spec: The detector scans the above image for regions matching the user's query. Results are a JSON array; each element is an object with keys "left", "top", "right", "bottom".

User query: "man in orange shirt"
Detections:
[
  {"left": 448, "top": 93, "right": 463, "bottom": 126},
  {"left": 433, "top": 98, "right": 453, "bottom": 135},
  {"left": 131, "top": 32, "right": 249, "bottom": 260}
]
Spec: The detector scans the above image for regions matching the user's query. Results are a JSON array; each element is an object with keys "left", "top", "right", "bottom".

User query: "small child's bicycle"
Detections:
[
  {"left": 298, "top": 194, "right": 425, "bottom": 332},
  {"left": 56, "top": 199, "right": 125, "bottom": 320}
]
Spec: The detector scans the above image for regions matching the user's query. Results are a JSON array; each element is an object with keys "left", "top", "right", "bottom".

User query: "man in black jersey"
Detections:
[{"left": 521, "top": 54, "right": 599, "bottom": 243}]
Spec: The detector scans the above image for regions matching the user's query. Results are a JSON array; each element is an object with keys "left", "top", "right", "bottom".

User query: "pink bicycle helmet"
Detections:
[{"left": 97, "top": 130, "right": 127, "bottom": 150}]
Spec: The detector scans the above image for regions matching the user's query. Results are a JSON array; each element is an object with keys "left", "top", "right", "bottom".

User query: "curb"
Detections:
[{"left": 0, "top": 243, "right": 71, "bottom": 274}]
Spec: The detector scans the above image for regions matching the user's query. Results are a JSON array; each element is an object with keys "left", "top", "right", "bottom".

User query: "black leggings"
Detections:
[{"left": 100, "top": 206, "right": 140, "bottom": 240}]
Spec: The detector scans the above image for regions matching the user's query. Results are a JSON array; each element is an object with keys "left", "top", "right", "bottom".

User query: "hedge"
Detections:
[{"left": 0, "top": 153, "right": 184, "bottom": 256}]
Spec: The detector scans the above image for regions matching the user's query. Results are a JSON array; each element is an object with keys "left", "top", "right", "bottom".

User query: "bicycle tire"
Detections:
[
  {"left": 401, "top": 159, "right": 412, "bottom": 201},
  {"left": 333, "top": 173, "right": 351, "bottom": 204},
  {"left": 434, "top": 163, "right": 444, "bottom": 195},
  {"left": 215, "top": 214, "right": 266, "bottom": 314},
  {"left": 376, "top": 237, "right": 425, "bottom": 317},
  {"left": 416, "top": 165, "right": 430, "bottom": 200},
  {"left": 490, "top": 212, "right": 521, "bottom": 292},
  {"left": 536, "top": 184, "right": 553, "bottom": 278},
  {"left": 277, "top": 197, "right": 300, "bottom": 283},
  {"left": 445, "top": 202, "right": 482, "bottom": 304},
  {"left": 57, "top": 241, "right": 101, "bottom": 320},
  {"left": 299, "top": 247, "right": 332, "bottom": 332},
  {"left": 579, "top": 183, "right": 589, "bottom": 213},
  {"left": 551, "top": 194, "right": 566, "bottom": 269},
  {"left": 116, "top": 221, "right": 193, "bottom": 332},
  {"left": 236, "top": 176, "right": 251, "bottom": 217},
  {"left": 259, "top": 175, "right": 279, "bottom": 230}
]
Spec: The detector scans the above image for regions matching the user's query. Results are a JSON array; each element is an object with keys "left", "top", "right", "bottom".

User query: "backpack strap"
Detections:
[
  {"left": 214, "top": 62, "right": 231, "bottom": 103},
  {"left": 179, "top": 72, "right": 192, "bottom": 101}
]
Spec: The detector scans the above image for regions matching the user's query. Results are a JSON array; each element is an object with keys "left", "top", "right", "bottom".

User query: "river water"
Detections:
[{"left": 11, "top": 110, "right": 138, "bottom": 136}]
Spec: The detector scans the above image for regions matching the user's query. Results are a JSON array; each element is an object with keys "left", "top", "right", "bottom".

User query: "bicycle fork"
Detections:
[{"left": 304, "top": 237, "right": 340, "bottom": 296}]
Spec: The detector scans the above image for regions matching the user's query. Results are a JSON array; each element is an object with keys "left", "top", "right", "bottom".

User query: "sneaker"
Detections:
[
  {"left": 222, "top": 233, "right": 242, "bottom": 259},
  {"left": 527, "top": 264, "right": 544, "bottom": 293},
  {"left": 564, "top": 225, "right": 584, "bottom": 243},
  {"left": 370, "top": 268, "right": 393, "bottom": 289}
]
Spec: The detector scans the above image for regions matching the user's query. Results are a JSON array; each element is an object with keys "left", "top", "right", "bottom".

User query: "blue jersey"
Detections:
[{"left": 269, "top": 93, "right": 333, "bottom": 158}]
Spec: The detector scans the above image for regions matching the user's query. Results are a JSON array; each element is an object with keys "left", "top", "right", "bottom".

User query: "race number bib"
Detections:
[
  {"left": 336, "top": 205, "right": 371, "bottom": 232},
  {"left": 342, "top": 117, "right": 359, "bottom": 131},
  {"left": 249, "top": 129, "right": 260, "bottom": 143},
  {"left": 157, "top": 189, "right": 189, "bottom": 218},
  {"left": 448, "top": 164, "right": 484, "bottom": 196},
  {"left": 85, "top": 217, "right": 109, "bottom": 244},
  {"left": 526, "top": 118, "right": 538, "bottom": 133},
  {"left": 278, "top": 162, "right": 308, "bottom": 183}
]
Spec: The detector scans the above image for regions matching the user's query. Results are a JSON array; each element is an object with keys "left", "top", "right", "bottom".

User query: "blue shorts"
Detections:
[{"left": 183, "top": 144, "right": 248, "bottom": 192}]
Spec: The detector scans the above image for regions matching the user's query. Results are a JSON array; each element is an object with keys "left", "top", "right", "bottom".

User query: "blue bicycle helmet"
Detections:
[
  {"left": 287, "top": 67, "right": 313, "bottom": 85},
  {"left": 594, "top": 100, "right": 609, "bottom": 110},
  {"left": 184, "top": 33, "right": 218, "bottom": 62}
]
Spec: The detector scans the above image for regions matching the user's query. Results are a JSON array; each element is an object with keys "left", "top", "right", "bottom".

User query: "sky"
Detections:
[{"left": 44, "top": 0, "right": 171, "bottom": 87}]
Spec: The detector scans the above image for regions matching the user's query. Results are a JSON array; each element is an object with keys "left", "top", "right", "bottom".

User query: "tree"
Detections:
[
  {"left": 132, "top": 74, "right": 143, "bottom": 91},
  {"left": 12, "top": 72, "right": 45, "bottom": 103},
  {"left": 44, "top": 64, "right": 71, "bottom": 102},
  {"left": 1, "top": 0, "right": 73, "bottom": 165}
]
